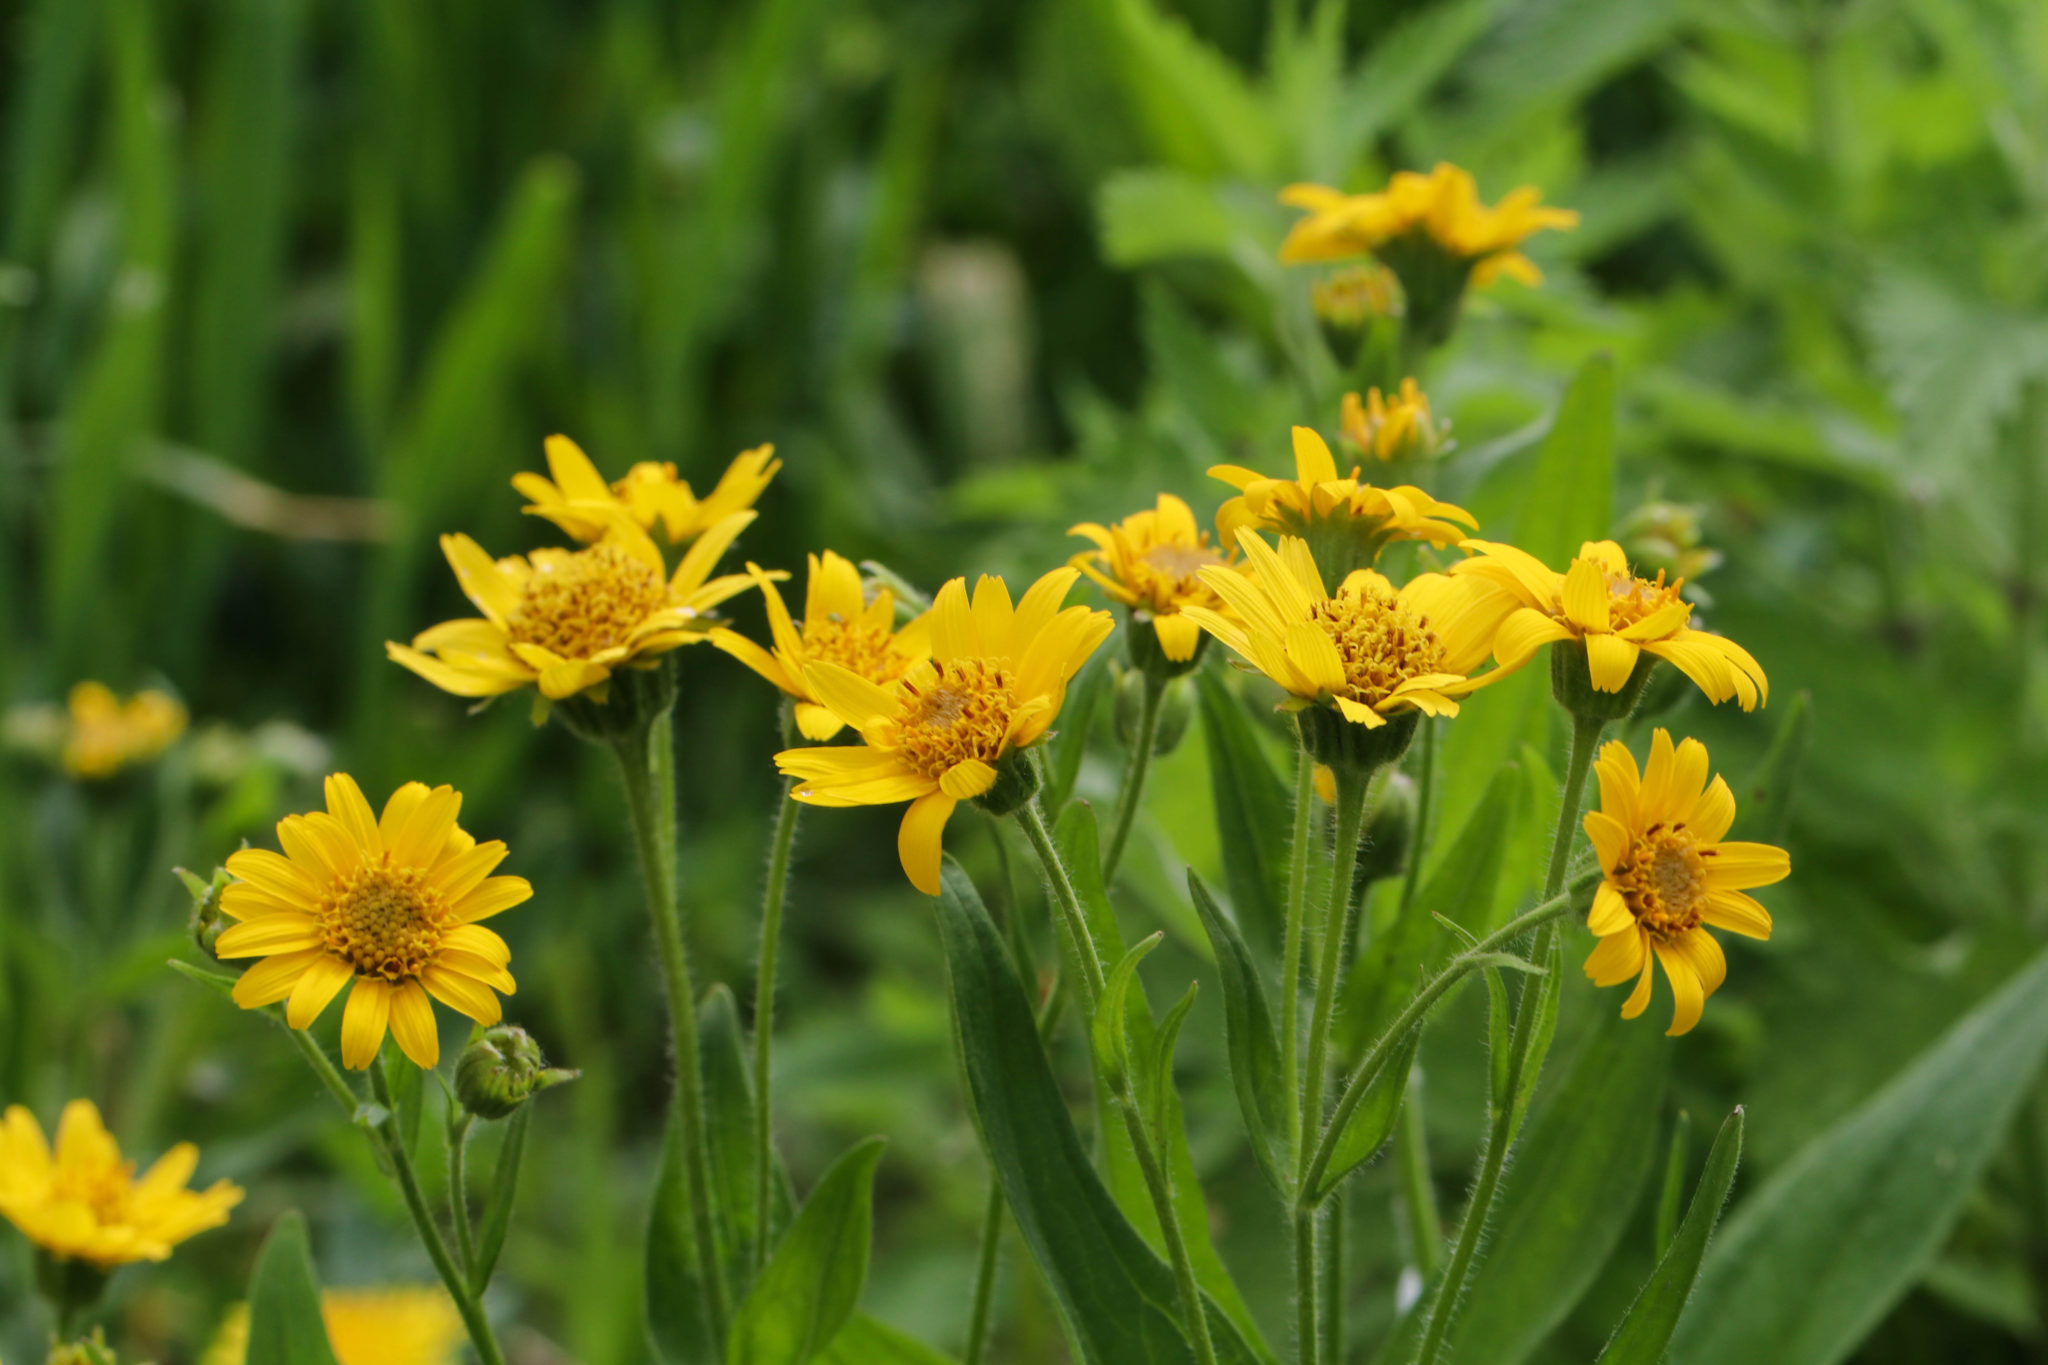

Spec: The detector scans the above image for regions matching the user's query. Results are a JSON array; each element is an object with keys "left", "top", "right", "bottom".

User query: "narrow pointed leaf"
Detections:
[
  {"left": 468, "top": 1104, "right": 529, "bottom": 1296},
  {"left": 1194, "top": 668, "right": 1292, "bottom": 957},
  {"left": 1187, "top": 869, "right": 1289, "bottom": 1193},
  {"left": 1093, "top": 933, "right": 1164, "bottom": 1094},
  {"left": 1309, "top": 1027, "right": 1420, "bottom": 1205},
  {"left": 1598, "top": 1108, "right": 1743, "bottom": 1365},
  {"left": 245, "top": 1210, "right": 342, "bottom": 1365},
  {"left": 728, "top": 1136, "right": 887, "bottom": 1365}
]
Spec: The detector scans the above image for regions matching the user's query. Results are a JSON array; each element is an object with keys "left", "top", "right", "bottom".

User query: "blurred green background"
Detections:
[{"left": 4, "top": 0, "right": 2048, "bottom": 1360}]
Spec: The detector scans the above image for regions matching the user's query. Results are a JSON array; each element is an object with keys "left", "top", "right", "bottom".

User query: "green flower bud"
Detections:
[
  {"left": 1150, "top": 677, "right": 1193, "bottom": 757},
  {"left": 970, "top": 747, "right": 1042, "bottom": 818},
  {"left": 1356, "top": 769, "right": 1417, "bottom": 888},
  {"left": 45, "top": 1330, "right": 118, "bottom": 1365},
  {"left": 455, "top": 1026, "right": 579, "bottom": 1121}
]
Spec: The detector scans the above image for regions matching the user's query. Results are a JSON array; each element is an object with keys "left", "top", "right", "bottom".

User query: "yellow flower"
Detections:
[
  {"left": 1068, "top": 494, "right": 1234, "bottom": 664},
  {"left": 1210, "top": 427, "right": 1475, "bottom": 579},
  {"left": 216, "top": 775, "right": 527, "bottom": 1070},
  {"left": 0, "top": 1099, "right": 241, "bottom": 1269},
  {"left": 1278, "top": 163, "right": 1578, "bottom": 287},
  {"left": 1583, "top": 729, "right": 1788, "bottom": 1036},
  {"left": 1450, "top": 538, "right": 1767, "bottom": 710},
  {"left": 774, "top": 568, "right": 1113, "bottom": 895},
  {"left": 205, "top": 1288, "right": 464, "bottom": 1365},
  {"left": 710, "top": 550, "right": 933, "bottom": 741},
  {"left": 1180, "top": 531, "right": 1515, "bottom": 728},
  {"left": 1339, "top": 380, "right": 1445, "bottom": 463},
  {"left": 512, "top": 434, "right": 780, "bottom": 546},
  {"left": 62, "top": 683, "right": 186, "bottom": 780},
  {"left": 1310, "top": 262, "right": 1402, "bottom": 328},
  {"left": 387, "top": 514, "right": 761, "bottom": 703}
]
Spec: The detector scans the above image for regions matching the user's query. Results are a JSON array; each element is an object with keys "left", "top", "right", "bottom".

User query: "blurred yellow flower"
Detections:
[
  {"left": 1450, "top": 539, "right": 1767, "bottom": 710},
  {"left": 1583, "top": 730, "right": 1788, "bottom": 1036},
  {"left": 1310, "top": 262, "right": 1402, "bottom": 328},
  {"left": 1181, "top": 531, "right": 1515, "bottom": 728},
  {"left": 1210, "top": 427, "right": 1474, "bottom": 577},
  {"left": 217, "top": 775, "right": 526, "bottom": 1070},
  {"left": 1279, "top": 163, "right": 1577, "bottom": 287},
  {"left": 513, "top": 434, "right": 780, "bottom": 546},
  {"left": 775, "top": 568, "right": 1113, "bottom": 895},
  {"left": 205, "top": 1287, "right": 464, "bottom": 1365},
  {"left": 387, "top": 515, "right": 761, "bottom": 703},
  {"left": 1339, "top": 380, "right": 1445, "bottom": 463},
  {"left": 710, "top": 550, "right": 932, "bottom": 740},
  {"left": 0, "top": 1100, "right": 241, "bottom": 1269},
  {"left": 61, "top": 683, "right": 186, "bottom": 780},
  {"left": 1068, "top": 494, "right": 1233, "bottom": 664}
]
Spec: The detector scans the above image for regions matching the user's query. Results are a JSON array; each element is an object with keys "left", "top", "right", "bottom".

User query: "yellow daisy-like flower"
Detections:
[
  {"left": 62, "top": 682, "right": 187, "bottom": 779},
  {"left": 1451, "top": 538, "right": 1767, "bottom": 710},
  {"left": 386, "top": 514, "right": 760, "bottom": 703},
  {"left": 205, "top": 1288, "right": 464, "bottom": 1365},
  {"left": 710, "top": 550, "right": 932, "bottom": 741},
  {"left": 1339, "top": 380, "right": 1445, "bottom": 463},
  {"left": 1278, "top": 163, "right": 1578, "bottom": 287},
  {"left": 774, "top": 568, "right": 1113, "bottom": 895},
  {"left": 1180, "top": 531, "right": 1514, "bottom": 728},
  {"left": 512, "top": 434, "right": 780, "bottom": 546},
  {"left": 1068, "top": 494, "right": 1234, "bottom": 664},
  {"left": 1583, "top": 729, "right": 1788, "bottom": 1036},
  {"left": 0, "top": 1099, "right": 241, "bottom": 1269},
  {"left": 1209, "top": 427, "right": 1475, "bottom": 582},
  {"left": 216, "top": 775, "right": 527, "bottom": 1070}
]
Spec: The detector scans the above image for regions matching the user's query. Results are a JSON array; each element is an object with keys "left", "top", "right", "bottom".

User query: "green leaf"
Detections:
[
  {"left": 1598, "top": 1108, "right": 1743, "bottom": 1365},
  {"left": 934, "top": 860, "right": 1261, "bottom": 1365},
  {"left": 386, "top": 1057, "right": 424, "bottom": 1158},
  {"left": 1654, "top": 1110, "right": 1694, "bottom": 1260},
  {"left": 1449, "top": 1014, "right": 1667, "bottom": 1365},
  {"left": 1096, "top": 0, "right": 1278, "bottom": 179},
  {"left": 1047, "top": 652, "right": 1113, "bottom": 812},
  {"left": 1515, "top": 351, "right": 1616, "bottom": 566},
  {"left": 1098, "top": 169, "right": 1239, "bottom": 268},
  {"left": 1093, "top": 933, "right": 1165, "bottom": 1095},
  {"left": 1308, "top": 1027, "right": 1419, "bottom": 1205},
  {"left": 1332, "top": 0, "right": 1505, "bottom": 156},
  {"left": 727, "top": 1136, "right": 887, "bottom": 1365},
  {"left": 1186, "top": 870, "right": 1289, "bottom": 1195},
  {"left": 245, "top": 1211, "right": 341, "bottom": 1365},
  {"left": 1736, "top": 690, "right": 1811, "bottom": 846},
  {"left": 816, "top": 1316, "right": 958, "bottom": 1365},
  {"left": 1149, "top": 982, "right": 1200, "bottom": 1141},
  {"left": 1194, "top": 668, "right": 1293, "bottom": 958},
  {"left": 1673, "top": 947, "right": 2048, "bottom": 1365},
  {"left": 469, "top": 1104, "right": 529, "bottom": 1296}
]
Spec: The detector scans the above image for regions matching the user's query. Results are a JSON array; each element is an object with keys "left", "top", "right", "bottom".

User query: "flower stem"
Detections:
[
  {"left": 964, "top": 1175, "right": 1005, "bottom": 1365},
  {"left": 1396, "top": 719, "right": 1436, "bottom": 919},
  {"left": 1120, "top": 1102, "right": 1220, "bottom": 1365},
  {"left": 1410, "top": 712, "right": 1604, "bottom": 1365},
  {"left": 372, "top": 1059, "right": 507, "bottom": 1365},
  {"left": 448, "top": 1112, "right": 477, "bottom": 1280},
  {"left": 1295, "top": 1207, "right": 1319, "bottom": 1365},
  {"left": 751, "top": 778, "right": 802, "bottom": 1273},
  {"left": 1282, "top": 746, "right": 1315, "bottom": 1157},
  {"left": 1015, "top": 796, "right": 1105, "bottom": 1011},
  {"left": 1396, "top": 1065, "right": 1441, "bottom": 1282},
  {"left": 1101, "top": 671, "right": 1165, "bottom": 882},
  {"left": 611, "top": 718, "right": 729, "bottom": 1343}
]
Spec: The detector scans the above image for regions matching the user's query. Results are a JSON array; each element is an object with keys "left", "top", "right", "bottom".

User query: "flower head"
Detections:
[
  {"left": 1068, "top": 494, "right": 1233, "bottom": 666},
  {"left": 1210, "top": 427, "right": 1475, "bottom": 586},
  {"left": 775, "top": 568, "right": 1113, "bottom": 894},
  {"left": 1278, "top": 164, "right": 1577, "bottom": 287},
  {"left": 205, "top": 1288, "right": 464, "bottom": 1365},
  {"left": 62, "top": 683, "right": 186, "bottom": 780},
  {"left": 1339, "top": 380, "right": 1446, "bottom": 464},
  {"left": 1450, "top": 538, "right": 1767, "bottom": 710},
  {"left": 1182, "top": 531, "right": 1515, "bottom": 729},
  {"left": 0, "top": 1100, "right": 241, "bottom": 1269},
  {"left": 217, "top": 775, "right": 528, "bottom": 1070},
  {"left": 1311, "top": 262, "right": 1403, "bottom": 329},
  {"left": 513, "top": 434, "right": 780, "bottom": 546},
  {"left": 387, "top": 514, "right": 762, "bottom": 703},
  {"left": 1583, "top": 730, "right": 1788, "bottom": 1035},
  {"left": 710, "top": 550, "right": 932, "bottom": 740}
]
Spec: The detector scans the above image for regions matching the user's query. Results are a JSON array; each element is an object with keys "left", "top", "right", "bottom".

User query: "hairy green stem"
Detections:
[
  {"left": 448, "top": 1112, "right": 477, "bottom": 1279},
  {"left": 1396, "top": 720, "right": 1436, "bottom": 918},
  {"left": 1282, "top": 747, "right": 1315, "bottom": 1156},
  {"left": 1321, "top": 1187, "right": 1345, "bottom": 1365},
  {"left": 1295, "top": 1208, "right": 1319, "bottom": 1365},
  {"left": 1101, "top": 671, "right": 1165, "bottom": 882},
  {"left": 1015, "top": 797, "right": 1105, "bottom": 1011},
  {"left": 1297, "top": 871, "right": 1595, "bottom": 1205},
  {"left": 751, "top": 778, "right": 802, "bottom": 1273},
  {"left": 1122, "top": 1102, "right": 1220, "bottom": 1365},
  {"left": 283, "top": 1020, "right": 363, "bottom": 1114},
  {"left": 611, "top": 719, "right": 729, "bottom": 1342},
  {"left": 1411, "top": 712, "right": 1604, "bottom": 1365},
  {"left": 372, "top": 1060, "right": 507, "bottom": 1365},
  {"left": 964, "top": 1175, "right": 1005, "bottom": 1365},
  {"left": 1397, "top": 1066, "right": 1441, "bottom": 1281}
]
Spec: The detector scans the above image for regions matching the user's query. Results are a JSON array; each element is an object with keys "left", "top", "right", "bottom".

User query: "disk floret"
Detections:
[
  {"left": 506, "top": 543, "right": 672, "bottom": 659},
  {"left": 894, "top": 660, "right": 1017, "bottom": 778}
]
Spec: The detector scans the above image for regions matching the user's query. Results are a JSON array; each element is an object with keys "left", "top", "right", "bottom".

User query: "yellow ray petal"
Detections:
[
  {"left": 897, "top": 792, "right": 958, "bottom": 896},
  {"left": 340, "top": 978, "right": 392, "bottom": 1069},
  {"left": 389, "top": 981, "right": 441, "bottom": 1069}
]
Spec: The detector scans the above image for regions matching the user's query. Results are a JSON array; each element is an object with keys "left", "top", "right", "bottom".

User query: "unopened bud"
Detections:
[
  {"left": 455, "top": 1026, "right": 578, "bottom": 1120},
  {"left": 45, "top": 1330, "right": 119, "bottom": 1365},
  {"left": 1356, "top": 770, "right": 1417, "bottom": 888}
]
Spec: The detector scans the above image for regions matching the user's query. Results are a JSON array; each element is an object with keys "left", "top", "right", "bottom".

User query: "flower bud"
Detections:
[
  {"left": 455, "top": 1026, "right": 579, "bottom": 1121},
  {"left": 45, "top": 1330, "right": 119, "bottom": 1365},
  {"left": 1355, "top": 770, "right": 1417, "bottom": 888}
]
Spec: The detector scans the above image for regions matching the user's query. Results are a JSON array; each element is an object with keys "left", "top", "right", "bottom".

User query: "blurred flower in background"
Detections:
[
  {"left": 203, "top": 1288, "right": 464, "bottom": 1365},
  {"left": 1339, "top": 380, "right": 1448, "bottom": 464},
  {"left": 1, "top": 683, "right": 187, "bottom": 781},
  {"left": 513, "top": 434, "right": 781, "bottom": 547}
]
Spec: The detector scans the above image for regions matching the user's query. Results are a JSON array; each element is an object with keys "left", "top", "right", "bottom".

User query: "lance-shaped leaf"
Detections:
[
  {"left": 935, "top": 859, "right": 1262, "bottom": 1365},
  {"left": 1195, "top": 668, "right": 1292, "bottom": 957},
  {"left": 1598, "top": 1108, "right": 1743, "bottom": 1365},
  {"left": 245, "top": 1211, "right": 342, "bottom": 1365},
  {"left": 727, "top": 1137, "right": 887, "bottom": 1365},
  {"left": 1187, "top": 870, "right": 1289, "bottom": 1194},
  {"left": 1093, "top": 933, "right": 1165, "bottom": 1095}
]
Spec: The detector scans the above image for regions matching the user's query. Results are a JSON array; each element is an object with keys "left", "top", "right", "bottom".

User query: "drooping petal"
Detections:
[
  {"left": 1652, "top": 940, "right": 1705, "bottom": 1036},
  {"left": 339, "top": 978, "right": 393, "bottom": 1070},
  {"left": 1153, "top": 612, "right": 1202, "bottom": 662},
  {"left": 388, "top": 981, "right": 441, "bottom": 1069},
  {"left": 897, "top": 792, "right": 958, "bottom": 896},
  {"left": 1583, "top": 634, "right": 1641, "bottom": 692},
  {"left": 1584, "top": 926, "right": 1646, "bottom": 987},
  {"left": 1560, "top": 556, "right": 1611, "bottom": 633},
  {"left": 286, "top": 954, "right": 356, "bottom": 1029},
  {"left": 940, "top": 760, "right": 998, "bottom": 801}
]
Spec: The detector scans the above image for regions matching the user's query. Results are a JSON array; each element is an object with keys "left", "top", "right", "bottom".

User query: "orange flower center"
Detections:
[
  {"left": 895, "top": 660, "right": 1015, "bottom": 779},
  {"left": 1614, "top": 827, "right": 1708, "bottom": 940},
  {"left": 53, "top": 1162, "right": 135, "bottom": 1227},
  {"left": 1598, "top": 567, "right": 1687, "bottom": 634},
  {"left": 1309, "top": 588, "right": 1446, "bottom": 706},
  {"left": 804, "top": 616, "right": 909, "bottom": 687},
  {"left": 323, "top": 864, "right": 451, "bottom": 981},
  {"left": 1138, "top": 540, "right": 1223, "bottom": 588},
  {"left": 507, "top": 543, "right": 670, "bottom": 660}
]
